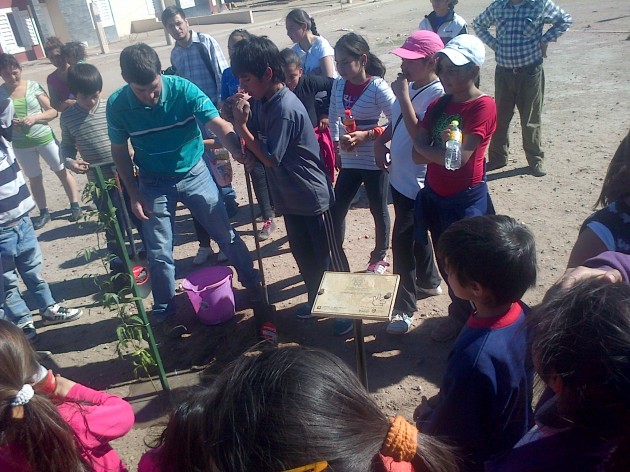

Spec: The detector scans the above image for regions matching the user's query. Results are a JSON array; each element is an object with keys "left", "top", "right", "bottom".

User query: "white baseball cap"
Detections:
[{"left": 438, "top": 34, "right": 486, "bottom": 67}]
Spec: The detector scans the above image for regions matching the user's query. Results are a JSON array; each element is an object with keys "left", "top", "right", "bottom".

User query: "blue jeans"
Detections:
[
  {"left": 139, "top": 159, "right": 259, "bottom": 320},
  {"left": 202, "top": 148, "right": 238, "bottom": 217},
  {"left": 0, "top": 216, "right": 55, "bottom": 327}
]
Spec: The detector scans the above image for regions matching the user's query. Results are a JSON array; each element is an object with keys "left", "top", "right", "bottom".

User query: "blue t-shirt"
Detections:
[
  {"left": 419, "top": 301, "right": 533, "bottom": 471},
  {"left": 107, "top": 75, "right": 218, "bottom": 176}
]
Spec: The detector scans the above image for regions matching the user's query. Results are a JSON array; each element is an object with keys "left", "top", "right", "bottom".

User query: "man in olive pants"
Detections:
[{"left": 472, "top": 0, "right": 572, "bottom": 177}]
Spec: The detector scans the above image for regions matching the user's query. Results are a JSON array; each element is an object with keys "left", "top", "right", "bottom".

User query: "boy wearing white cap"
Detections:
[
  {"left": 374, "top": 30, "right": 445, "bottom": 335},
  {"left": 411, "top": 34, "right": 497, "bottom": 342}
]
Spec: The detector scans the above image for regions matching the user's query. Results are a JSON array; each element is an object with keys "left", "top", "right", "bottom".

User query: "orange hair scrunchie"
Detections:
[{"left": 381, "top": 415, "right": 419, "bottom": 462}]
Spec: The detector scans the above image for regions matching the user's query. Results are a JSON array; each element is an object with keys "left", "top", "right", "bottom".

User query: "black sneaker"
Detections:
[
  {"left": 32, "top": 211, "right": 51, "bottom": 230},
  {"left": 157, "top": 317, "right": 189, "bottom": 339},
  {"left": 69, "top": 205, "right": 83, "bottom": 222},
  {"left": 21, "top": 322, "right": 38, "bottom": 342}
]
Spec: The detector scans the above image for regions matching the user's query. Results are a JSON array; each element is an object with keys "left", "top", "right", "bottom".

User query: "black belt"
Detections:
[{"left": 496, "top": 59, "right": 543, "bottom": 74}]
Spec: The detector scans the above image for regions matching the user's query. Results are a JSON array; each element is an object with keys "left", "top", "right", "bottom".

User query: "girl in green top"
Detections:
[{"left": 0, "top": 53, "right": 80, "bottom": 229}]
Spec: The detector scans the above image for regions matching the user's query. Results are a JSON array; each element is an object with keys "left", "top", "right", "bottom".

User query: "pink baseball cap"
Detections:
[{"left": 391, "top": 30, "right": 444, "bottom": 60}]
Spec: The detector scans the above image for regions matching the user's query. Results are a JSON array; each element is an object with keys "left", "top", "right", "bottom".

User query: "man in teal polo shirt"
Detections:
[{"left": 107, "top": 43, "right": 264, "bottom": 338}]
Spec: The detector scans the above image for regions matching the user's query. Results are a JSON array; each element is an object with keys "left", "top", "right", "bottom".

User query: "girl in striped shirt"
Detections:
[{"left": 328, "top": 33, "right": 395, "bottom": 335}]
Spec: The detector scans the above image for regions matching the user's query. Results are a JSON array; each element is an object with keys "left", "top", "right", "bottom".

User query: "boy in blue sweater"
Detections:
[{"left": 415, "top": 215, "right": 536, "bottom": 471}]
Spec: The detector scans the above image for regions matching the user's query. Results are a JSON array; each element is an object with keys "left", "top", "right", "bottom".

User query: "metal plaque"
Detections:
[{"left": 311, "top": 271, "right": 400, "bottom": 321}]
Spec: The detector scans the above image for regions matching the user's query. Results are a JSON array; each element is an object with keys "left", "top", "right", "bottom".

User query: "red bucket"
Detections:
[{"left": 181, "top": 266, "right": 235, "bottom": 325}]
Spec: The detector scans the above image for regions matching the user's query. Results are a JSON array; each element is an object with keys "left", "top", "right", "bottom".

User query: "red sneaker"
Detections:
[{"left": 259, "top": 322, "right": 278, "bottom": 344}]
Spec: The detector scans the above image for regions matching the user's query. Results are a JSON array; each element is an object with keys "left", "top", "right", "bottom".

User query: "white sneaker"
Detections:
[
  {"left": 417, "top": 285, "right": 443, "bottom": 297},
  {"left": 367, "top": 259, "right": 389, "bottom": 274},
  {"left": 258, "top": 219, "right": 276, "bottom": 241},
  {"left": 386, "top": 311, "right": 413, "bottom": 335},
  {"left": 217, "top": 250, "right": 228, "bottom": 263},
  {"left": 41, "top": 304, "right": 83, "bottom": 325},
  {"left": 193, "top": 246, "right": 214, "bottom": 265}
]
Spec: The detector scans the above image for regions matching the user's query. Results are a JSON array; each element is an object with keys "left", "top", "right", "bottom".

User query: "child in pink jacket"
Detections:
[{"left": 0, "top": 320, "right": 134, "bottom": 472}]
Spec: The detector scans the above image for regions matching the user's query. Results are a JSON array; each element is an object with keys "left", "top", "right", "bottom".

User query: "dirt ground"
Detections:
[{"left": 13, "top": 0, "right": 630, "bottom": 468}]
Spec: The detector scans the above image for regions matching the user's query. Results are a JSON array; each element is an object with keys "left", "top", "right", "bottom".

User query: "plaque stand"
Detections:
[{"left": 312, "top": 272, "right": 400, "bottom": 388}]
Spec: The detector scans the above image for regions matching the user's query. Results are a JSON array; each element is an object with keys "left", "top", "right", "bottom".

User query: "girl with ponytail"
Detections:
[
  {"left": 0, "top": 320, "right": 134, "bottom": 471},
  {"left": 143, "top": 346, "right": 460, "bottom": 472},
  {"left": 286, "top": 8, "right": 337, "bottom": 78},
  {"left": 328, "top": 33, "right": 395, "bottom": 335}
]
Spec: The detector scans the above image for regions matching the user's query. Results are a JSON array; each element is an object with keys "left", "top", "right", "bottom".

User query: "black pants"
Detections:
[
  {"left": 391, "top": 186, "right": 441, "bottom": 314},
  {"left": 250, "top": 159, "right": 274, "bottom": 220},
  {"left": 284, "top": 210, "right": 345, "bottom": 307},
  {"left": 332, "top": 168, "right": 391, "bottom": 269}
]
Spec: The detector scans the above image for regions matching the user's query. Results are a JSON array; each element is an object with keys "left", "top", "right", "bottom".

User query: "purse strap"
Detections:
[
  {"left": 193, "top": 33, "right": 215, "bottom": 78},
  {"left": 392, "top": 79, "right": 440, "bottom": 136}
]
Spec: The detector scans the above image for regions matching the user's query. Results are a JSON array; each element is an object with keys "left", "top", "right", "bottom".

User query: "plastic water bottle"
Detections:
[
  {"left": 343, "top": 109, "right": 357, "bottom": 133},
  {"left": 213, "top": 147, "right": 233, "bottom": 187},
  {"left": 444, "top": 120, "right": 462, "bottom": 171}
]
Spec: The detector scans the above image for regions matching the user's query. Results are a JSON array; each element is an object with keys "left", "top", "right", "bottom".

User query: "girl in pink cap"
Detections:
[{"left": 374, "top": 30, "right": 445, "bottom": 336}]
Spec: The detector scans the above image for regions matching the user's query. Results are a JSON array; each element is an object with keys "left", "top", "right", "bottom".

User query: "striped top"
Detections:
[
  {"left": 329, "top": 76, "right": 395, "bottom": 170},
  {"left": 107, "top": 75, "right": 219, "bottom": 176},
  {"left": 0, "top": 137, "right": 35, "bottom": 225},
  {"left": 10, "top": 81, "right": 55, "bottom": 149},
  {"left": 60, "top": 99, "right": 115, "bottom": 181}
]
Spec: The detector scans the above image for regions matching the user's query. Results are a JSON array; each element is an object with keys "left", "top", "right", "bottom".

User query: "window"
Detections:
[
  {"left": 0, "top": 9, "right": 24, "bottom": 54},
  {"left": 6, "top": 13, "right": 24, "bottom": 47}
]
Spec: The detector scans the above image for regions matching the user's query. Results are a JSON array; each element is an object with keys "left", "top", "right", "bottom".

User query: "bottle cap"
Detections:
[{"left": 345, "top": 109, "right": 352, "bottom": 117}]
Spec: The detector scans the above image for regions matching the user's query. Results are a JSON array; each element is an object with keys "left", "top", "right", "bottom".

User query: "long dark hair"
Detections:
[
  {"left": 203, "top": 346, "right": 458, "bottom": 472},
  {"left": 335, "top": 33, "right": 386, "bottom": 78},
  {"left": 531, "top": 281, "right": 630, "bottom": 451},
  {"left": 286, "top": 8, "right": 319, "bottom": 36},
  {"left": 595, "top": 129, "right": 630, "bottom": 209},
  {"left": 147, "top": 386, "right": 216, "bottom": 471},
  {"left": 0, "top": 320, "right": 90, "bottom": 472},
  {"left": 151, "top": 347, "right": 459, "bottom": 471}
]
